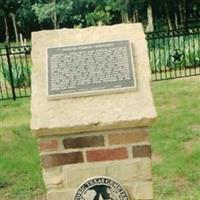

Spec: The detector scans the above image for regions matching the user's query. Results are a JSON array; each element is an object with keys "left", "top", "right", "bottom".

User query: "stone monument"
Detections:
[{"left": 31, "top": 23, "right": 157, "bottom": 200}]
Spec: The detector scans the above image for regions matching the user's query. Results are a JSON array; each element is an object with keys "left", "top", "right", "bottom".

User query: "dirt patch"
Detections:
[
  {"left": 152, "top": 152, "right": 163, "bottom": 164},
  {"left": 33, "top": 194, "right": 46, "bottom": 200},
  {"left": 189, "top": 124, "right": 200, "bottom": 132},
  {"left": 153, "top": 176, "right": 188, "bottom": 193},
  {"left": 0, "top": 193, "right": 46, "bottom": 200},
  {"left": 184, "top": 136, "right": 200, "bottom": 153},
  {"left": 159, "top": 103, "right": 177, "bottom": 111},
  {"left": 0, "top": 188, "right": 10, "bottom": 200},
  {"left": 174, "top": 177, "right": 188, "bottom": 190},
  {"left": 0, "top": 131, "right": 14, "bottom": 144}
]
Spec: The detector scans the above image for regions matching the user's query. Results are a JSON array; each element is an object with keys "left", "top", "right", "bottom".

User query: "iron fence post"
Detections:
[{"left": 5, "top": 43, "right": 16, "bottom": 100}]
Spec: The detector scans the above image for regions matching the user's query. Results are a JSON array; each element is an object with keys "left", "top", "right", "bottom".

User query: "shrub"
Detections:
[{"left": 0, "top": 64, "right": 31, "bottom": 88}]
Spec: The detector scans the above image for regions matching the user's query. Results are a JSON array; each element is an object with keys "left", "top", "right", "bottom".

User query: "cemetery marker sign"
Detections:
[
  {"left": 74, "top": 176, "right": 129, "bottom": 200},
  {"left": 31, "top": 24, "right": 157, "bottom": 200},
  {"left": 47, "top": 40, "right": 136, "bottom": 98}
]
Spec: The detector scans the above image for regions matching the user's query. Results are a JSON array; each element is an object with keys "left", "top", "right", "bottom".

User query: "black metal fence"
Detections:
[
  {"left": 146, "top": 27, "right": 200, "bottom": 81},
  {"left": 0, "top": 44, "right": 31, "bottom": 100},
  {"left": 0, "top": 27, "right": 200, "bottom": 100}
]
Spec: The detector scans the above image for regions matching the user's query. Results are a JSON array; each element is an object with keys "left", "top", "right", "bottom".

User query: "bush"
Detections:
[{"left": 0, "top": 63, "right": 31, "bottom": 88}]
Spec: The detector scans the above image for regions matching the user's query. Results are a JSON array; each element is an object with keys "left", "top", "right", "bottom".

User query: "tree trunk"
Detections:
[
  {"left": 19, "top": 33, "right": 24, "bottom": 46},
  {"left": 179, "top": 1, "right": 184, "bottom": 25},
  {"left": 135, "top": 4, "right": 139, "bottom": 22},
  {"left": 3, "top": 15, "right": 9, "bottom": 43},
  {"left": 184, "top": 0, "right": 189, "bottom": 29},
  {"left": 178, "top": 0, "right": 188, "bottom": 29},
  {"left": 10, "top": 13, "right": 19, "bottom": 44},
  {"left": 127, "top": 0, "right": 139, "bottom": 23},
  {"left": 164, "top": 1, "right": 173, "bottom": 30},
  {"left": 175, "top": 12, "right": 178, "bottom": 29},
  {"left": 146, "top": 0, "right": 154, "bottom": 32},
  {"left": 132, "top": 12, "right": 136, "bottom": 23},
  {"left": 121, "top": 12, "right": 129, "bottom": 23},
  {"left": 121, "top": 12, "right": 125, "bottom": 23},
  {"left": 129, "top": 0, "right": 137, "bottom": 23},
  {"left": 53, "top": 0, "right": 57, "bottom": 29}
]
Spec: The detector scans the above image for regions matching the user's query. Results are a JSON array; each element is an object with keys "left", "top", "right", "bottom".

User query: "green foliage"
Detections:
[
  {"left": 0, "top": 63, "right": 31, "bottom": 88},
  {"left": 32, "top": 1, "right": 73, "bottom": 28},
  {"left": 32, "top": 2, "right": 56, "bottom": 24},
  {"left": 85, "top": 10, "right": 111, "bottom": 26},
  {"left": 16, "top": 0, "right": 36, "bottom": 33},
  {"left": 0, "top": 0, "right": 200, "bottom": 42},
  {"left": 0, "top": 0, "right": 22, "bottom": 13}
]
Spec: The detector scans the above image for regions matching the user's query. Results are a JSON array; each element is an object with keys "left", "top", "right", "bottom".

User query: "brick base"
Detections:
[{"left": 39, "top": 127, "right": 153, "bottom": 200}]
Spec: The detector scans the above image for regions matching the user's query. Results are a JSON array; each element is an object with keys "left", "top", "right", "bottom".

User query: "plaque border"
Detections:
[
  {"left": 73, "top": 176, "right": 130, "bottom": 200},
  {"left": 46, "top": 40, "right": 137, "bottom": 99}
]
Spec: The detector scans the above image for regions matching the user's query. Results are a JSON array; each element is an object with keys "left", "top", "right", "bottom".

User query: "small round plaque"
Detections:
[
  {"left": 169, "top": 49, "right": 184, "bottom": 65},
  {"left": 73, "top": 176, "right": 129, "bottom": 200}
]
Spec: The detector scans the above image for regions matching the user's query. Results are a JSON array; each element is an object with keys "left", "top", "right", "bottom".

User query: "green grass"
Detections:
[
  {"left": 0, "top": 76, "right": 200, "bottom": 199},
  {"left": 0, "top": 98, "right": 45, "bottom": 200},
  {"left": 151, "top": 76, "right": 200, "bottom": 199}
]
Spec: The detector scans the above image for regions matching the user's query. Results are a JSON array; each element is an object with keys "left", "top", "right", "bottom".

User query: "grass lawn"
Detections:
[
  {"left": 151, "top": 76, "right": 200, "bottom": 199},
  {"left": 0, "top": 99, "right": 45, "bottom": 200},
  {"left": 0, "top": 76, "right": 200, "bottom": 199}
]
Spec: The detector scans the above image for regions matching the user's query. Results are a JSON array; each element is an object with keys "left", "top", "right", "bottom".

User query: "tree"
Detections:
[
  {"left": 85, "top": 0, "right": 112, "bottom": 26},
  {"left": 0, "top": 0, "right": 22, "bottom": 43},
  {"left": 0, "top": 1, "right": 10, "bottom": 43},
  {"left": 164, "top": 0, "right": 173, "bottom": 29},
  {"left": 10, "top": 12, "right": 19, "bottom": 43},
  {"left": 16, "top": 0, "right": 38, "bottom": 39},
  {"left": 1, "top": 0, "right": 199, "bottom": 42},
  {"left": 32, "top": 0, "right": 73, "bottom": 29},
  {"left": 146, "top": 0, "right": 154, "bottom": 32}
]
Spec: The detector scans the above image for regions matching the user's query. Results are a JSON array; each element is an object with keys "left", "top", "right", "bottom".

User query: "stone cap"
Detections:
[{"left": 31, "top": 23, "right": 157, "bottom": 137}]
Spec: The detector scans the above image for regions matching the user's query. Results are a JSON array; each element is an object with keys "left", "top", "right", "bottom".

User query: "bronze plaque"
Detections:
[{"left": 47, "top": 40, "right": 136, "bottom": 98}]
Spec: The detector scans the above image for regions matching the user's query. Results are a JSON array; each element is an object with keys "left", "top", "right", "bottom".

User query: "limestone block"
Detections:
[
  {"left": 107, "top": 158, "right": 152, "bottom": 181},
  {"left": 63, "top": 165, "right": 107, "bottom": 187},
  {"left": 47, "top": 189, "right": 76, "bottom": 200},
  {"left": 31, "top": 23, "right": 157, "bottom": 137},
  {"left": 43, "top": 167, "right": 63, "bottom": 189}
]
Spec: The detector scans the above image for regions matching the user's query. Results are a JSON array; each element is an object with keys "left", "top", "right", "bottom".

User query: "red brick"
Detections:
[
  {"left": 41, "top": 152, "right": 83, "bottom": 168},
  {"left": 63, "top": 135, "right": 104, "bottom": 149},
  {"left": 39, "top": 140, "right": 58, "bottom": 152},
  {"left": 132, "top": 145, "right": 151, "bottom": 158},
  {"left": 108, "top": 129, "right": 149, "bottom": 145},
  {"left": 86, "top": 147, "right": 128, "bottom": 162}
]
